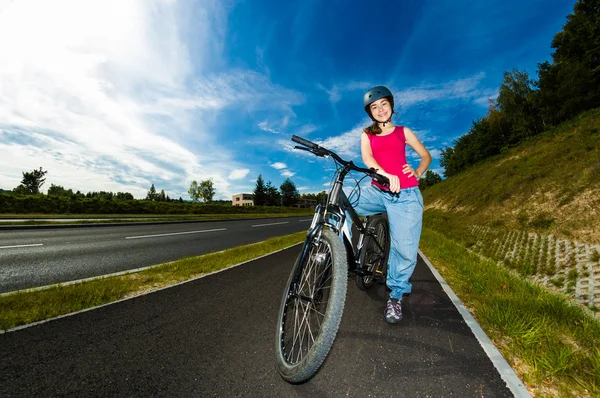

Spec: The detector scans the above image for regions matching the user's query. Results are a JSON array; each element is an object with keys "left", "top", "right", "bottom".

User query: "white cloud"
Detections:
[
  {"left": 295, "top": 124, "right": 318, "bottom": 136},
  {"left": 229, "top": 169, "right": 250, "bottom": 180},
  {"left": 318, "top": 81, "right": 372, "bottom": 104},
  {"left": 270, "top": 162, "right": 287, "bottom": 170},
  {"left": 429, "top": 149, "right": 442, "bottom": 159},
  {"left": 281, "top": 170, "right": 295, "bottom": 177},
  {"left": 318, "top": 125, "right": 364, "bottom": 158},
  {"left": 394, "top": 73, "right": 491, "bottom": 108},
  {"left": 0, "top": 0, "right": 302, "bottom": 200},
  {"left": 258, "top": 121, "right": 279, "bottom": 134}
]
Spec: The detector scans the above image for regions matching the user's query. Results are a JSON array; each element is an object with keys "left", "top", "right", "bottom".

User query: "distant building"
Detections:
[{"left": 232, "top": 193, "right": 254, "bottom": 206}]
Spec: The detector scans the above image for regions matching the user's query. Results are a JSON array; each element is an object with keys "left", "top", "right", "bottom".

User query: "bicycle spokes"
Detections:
[{"left": 283, "top": 240, "right": 333, "bottom": 364}]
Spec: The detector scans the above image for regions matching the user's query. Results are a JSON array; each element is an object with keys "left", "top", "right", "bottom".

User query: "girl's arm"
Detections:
[{"left": 402, "top": 127, "right": 432, "bottom": 179}]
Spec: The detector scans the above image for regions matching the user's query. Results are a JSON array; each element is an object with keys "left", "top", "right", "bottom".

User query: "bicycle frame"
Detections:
[
  {"left": 275, "top": 134, "right": 392, "bottom": 383},
  {"left": 304, "top": 167, "right": 384, "bottom": 276}
]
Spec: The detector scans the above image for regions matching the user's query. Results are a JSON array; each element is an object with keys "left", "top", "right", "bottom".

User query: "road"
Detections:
[
  {"left": 0, "top": 216, "right": 311, "bottom": 293},
  {"left": 0, "top": 246, "right": 522, "bottom": 397}
]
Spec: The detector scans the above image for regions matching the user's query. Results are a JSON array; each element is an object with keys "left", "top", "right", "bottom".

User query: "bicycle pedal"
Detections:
[{"left": 374, "top": 270, "right": 383, "bottom": 275}]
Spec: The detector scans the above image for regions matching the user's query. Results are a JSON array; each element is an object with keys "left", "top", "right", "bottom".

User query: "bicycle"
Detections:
[{"left": 274, "top": 135, "right": 392, "bottom": 383}]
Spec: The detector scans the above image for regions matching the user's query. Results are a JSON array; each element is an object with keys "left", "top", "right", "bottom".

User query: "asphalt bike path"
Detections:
[{"left": 0, "top": 246, "right": 518, "bottom": 397}]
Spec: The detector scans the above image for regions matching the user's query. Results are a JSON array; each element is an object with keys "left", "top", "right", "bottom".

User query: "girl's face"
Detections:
[{"left": 369, "top": 98, "right": 392, "bottom": 123}]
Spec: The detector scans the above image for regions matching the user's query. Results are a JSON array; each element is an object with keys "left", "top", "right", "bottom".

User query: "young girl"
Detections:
[{"left": 353, "top": 85, "right": 432, "bottom": 323}]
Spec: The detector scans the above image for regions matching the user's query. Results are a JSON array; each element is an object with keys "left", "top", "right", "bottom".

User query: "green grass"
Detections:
[
  {"left": 0, "top": 231, "right": 306, "bottom": 331},
  {"left": 422, "top": 107, "right": 600, "bottom": 245},
  {"left": 420, "top": 227, "right": 600, "bottom": 397}
]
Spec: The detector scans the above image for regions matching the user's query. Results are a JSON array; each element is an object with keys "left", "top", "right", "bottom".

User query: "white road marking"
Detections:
[
  {"left": 0, "top": 243, "right": 44, "bottom": 249},
  {"left": 251, "top": 221, "right": 289, "bottom": 228},
  {"left": 125, "top": 228, "right": 226, "bottom": 239},
  {"left": 299, "top": 219, "right": 312, "bottom": 222}
]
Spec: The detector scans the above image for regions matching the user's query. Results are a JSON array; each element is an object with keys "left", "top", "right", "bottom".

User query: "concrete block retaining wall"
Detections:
[{"left": 468, "top": 225, "right": 600, "bottom": 310}]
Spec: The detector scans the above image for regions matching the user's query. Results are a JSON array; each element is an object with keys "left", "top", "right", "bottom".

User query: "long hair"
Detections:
[{"left": 364, "top": 121, "right": 383, "bottom": 135}]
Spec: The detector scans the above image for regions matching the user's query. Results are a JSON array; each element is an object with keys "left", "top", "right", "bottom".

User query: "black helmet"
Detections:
[{"left": 363, "top": 86, "right": 394, "bottom": 120}]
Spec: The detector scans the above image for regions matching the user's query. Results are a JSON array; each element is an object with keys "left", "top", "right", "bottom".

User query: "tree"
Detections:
[
  {"left": 265, "top": 181, "right": 280, "bottom": 206},
  {"left": 19, "top": 167, "right": 47, "bottom": 194},
  {"left": 418, "top": 170, "right": 443, "bottom": 190},
  {"left": 280, "top": 178, "right": 299, "bottom": 207},
  {"left": 188, "top": 180, "right": 200, "bottom": 202},
  {"left": 115, "top": 192, "right": 134, "bottom": 200},
  {"left": 13, "top": 185, "right": 29, "bottom": 195},
  {"left": 47, "top": 184, "right": 74, "bottom": 197},
  {"left": 536, "top": 0, "right": 600, "bottom": 125},
  {"left": 158, "top": 189, "right": 167, "bottom": 202},
  {"left": 198, "top": 179, "right": 215, "bottom": 203},
  {"left": 253, "top": 174, "right": 268, "bottom": 206},
  {"left": 440, "top": 146, "right": 457, "bottom": 178},
  {"left": 496, "top": 69, "right": 542, "bottom": 142},
  {"left": 146, "top": 184, "right": 158, "bottom": 201}
]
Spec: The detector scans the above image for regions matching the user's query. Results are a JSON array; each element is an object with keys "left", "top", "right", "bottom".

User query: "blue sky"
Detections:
[{"left": 0, "top": 0, "right": 577, "bottom": 200}]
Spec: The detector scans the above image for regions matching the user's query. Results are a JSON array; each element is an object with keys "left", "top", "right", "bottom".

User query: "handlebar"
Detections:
[
  {"left": 291, "top": 135, "right": 390, "bottom": 188},
  {"left": 291, "top": 135, "right": 319, "bottom": 149}
]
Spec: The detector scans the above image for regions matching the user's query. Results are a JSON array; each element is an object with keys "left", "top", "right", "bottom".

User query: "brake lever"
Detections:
[
  {"left": 313, "top": 148, "right": 329, "bottom": 157},
  {"left": 370, "top": 168, "right": 390, "bottom": 187}
]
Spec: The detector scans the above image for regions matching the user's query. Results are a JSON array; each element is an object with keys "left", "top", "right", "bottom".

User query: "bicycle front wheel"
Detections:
[{"left": 275, "top": 228, "right": 348, "bottom": 383}]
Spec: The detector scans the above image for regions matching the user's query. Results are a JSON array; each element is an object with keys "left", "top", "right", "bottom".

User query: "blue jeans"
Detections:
[{"left": 346, "top": 184, "right": 424, "bottom": 299}]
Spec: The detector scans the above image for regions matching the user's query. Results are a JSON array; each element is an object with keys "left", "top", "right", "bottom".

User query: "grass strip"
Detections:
[
  {"left": 0, "top": 231, "right": 306, "bottom": 332},
  {"left": 420, "top": 227, "right": 600, "bottom": 398}
]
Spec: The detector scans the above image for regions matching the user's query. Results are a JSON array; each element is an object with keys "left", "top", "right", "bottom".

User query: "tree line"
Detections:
[
  {"left": 0, "top": 168, "right": 311, "bottom": 215},
  {"left": 252, "top": 175, "right": 300, "bottom": 206},
  {"left": 441, "top": 0, "right": 599, "bottom": 177}
]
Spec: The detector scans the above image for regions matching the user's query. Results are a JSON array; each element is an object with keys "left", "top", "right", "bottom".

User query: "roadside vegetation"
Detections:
[
  {"left": 419, "top": 228, "right": 600, "bottom": 398},
  {"left": 417, "top": 3, "right": 600, "bottom": 395}
]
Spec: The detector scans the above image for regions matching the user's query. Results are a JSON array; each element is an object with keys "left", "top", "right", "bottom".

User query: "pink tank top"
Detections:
[{"left": 367, "top": 126, "right": 419, "bottom": 189}]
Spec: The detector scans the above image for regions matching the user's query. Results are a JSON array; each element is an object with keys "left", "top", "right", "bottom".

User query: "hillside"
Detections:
[
  {"left": 423, "top": 108, "right": 600, "bottom": 245},
  {"left": 422, "top": 108, "right": 600, "bottom": 311}
]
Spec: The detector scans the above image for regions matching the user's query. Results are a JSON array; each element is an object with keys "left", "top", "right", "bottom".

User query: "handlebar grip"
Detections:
[
  {"left": 372, "top": 172, "right": 390, "bottom": 187},
  {"left": 291, "top": 135, "right": 318, "bottom": 149}
]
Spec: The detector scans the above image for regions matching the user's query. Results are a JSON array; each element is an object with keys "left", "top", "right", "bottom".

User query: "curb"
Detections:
[{"left": 419, "top": 249, "right": 532, "bottom": 398}]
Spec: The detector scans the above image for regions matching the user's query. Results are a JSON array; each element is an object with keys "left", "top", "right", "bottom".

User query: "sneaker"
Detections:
[{"left": 385, "top": 298, "right": 402, "bottom": 324}]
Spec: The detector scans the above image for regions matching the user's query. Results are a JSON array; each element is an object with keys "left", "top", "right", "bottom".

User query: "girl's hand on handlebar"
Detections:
[{"left": 380, "top": 171, "right": 400, "bottom": 193}]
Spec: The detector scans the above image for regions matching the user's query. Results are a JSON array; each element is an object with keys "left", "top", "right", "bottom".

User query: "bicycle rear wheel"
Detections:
[
  {"left": 355, "top": 215, "right": 390, "bottom": 291},
  {"left": 275, "top": 228, "right": 348, "bottom": 383}
]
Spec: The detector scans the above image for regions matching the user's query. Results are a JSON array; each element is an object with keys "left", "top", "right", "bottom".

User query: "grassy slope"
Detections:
[
  {"left": 423, "top": 108, "right": 600, "bottom": 245},
  {"left": 418, "top": 108, "right": 600, "bottom": 396}
]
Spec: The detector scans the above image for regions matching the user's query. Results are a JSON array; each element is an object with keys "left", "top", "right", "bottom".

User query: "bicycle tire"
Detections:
[
  {"left": 275, "top": 228, "right": 348, "bottom": 383},
  {"left": 355, "top": 216, "right": 390, "bottom": 291}
]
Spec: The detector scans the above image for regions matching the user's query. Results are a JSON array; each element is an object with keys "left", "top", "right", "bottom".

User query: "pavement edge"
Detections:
[{"left": 418, "top": 249, "right": 532, "bottom": 398}]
